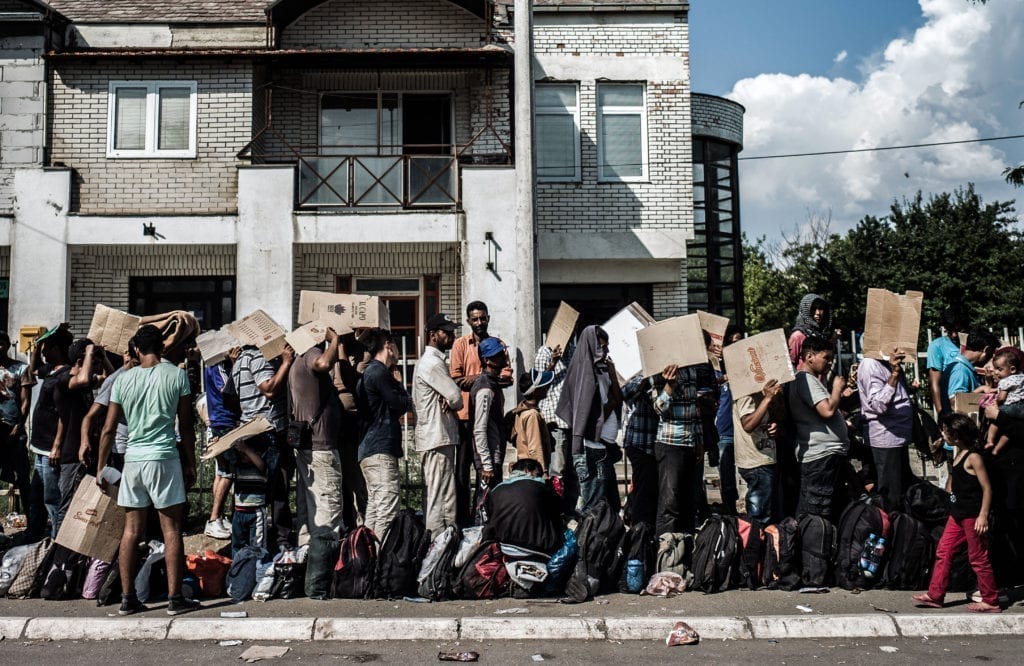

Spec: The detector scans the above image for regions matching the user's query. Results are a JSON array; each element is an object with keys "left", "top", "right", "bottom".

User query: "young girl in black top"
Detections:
[{"left": 913, "top": 413, "right": 1000, "bottom": 613}]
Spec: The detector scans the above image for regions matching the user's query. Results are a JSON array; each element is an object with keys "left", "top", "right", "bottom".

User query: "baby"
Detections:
[{"left": 985, "top": 349, "right": 1024, "bottom": 455}]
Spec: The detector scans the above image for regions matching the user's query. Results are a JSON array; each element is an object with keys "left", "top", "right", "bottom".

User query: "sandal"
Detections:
[
  {"left": 912, "top": 593, "right": 942, "bottom": 608},
  {"left": 967, "top": 602, "right": 1001, "bottom": 614}
]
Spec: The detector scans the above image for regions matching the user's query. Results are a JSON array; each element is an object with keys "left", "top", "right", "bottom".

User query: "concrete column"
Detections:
[
  {"left": 237, "top": 166, "right": 295, "bottom": 328},
  {"left": 11, "top": 168, "right": 71, "bottom": 337}
]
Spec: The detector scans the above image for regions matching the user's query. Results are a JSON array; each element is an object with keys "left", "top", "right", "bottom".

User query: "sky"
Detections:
[{"left": 689, "top": 0, "right": 1024, "bottom": 243}]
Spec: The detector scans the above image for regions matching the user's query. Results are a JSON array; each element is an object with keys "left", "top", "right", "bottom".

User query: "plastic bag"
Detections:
[
  {"left": 0, "top": 544, "right": 33, "bottom": 596},
  {"left": 186, "top": 549, "right": 233, "bottom": 598}
]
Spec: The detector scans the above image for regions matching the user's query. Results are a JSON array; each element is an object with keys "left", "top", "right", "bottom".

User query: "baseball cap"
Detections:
[
  {"left": 521, "top": 369, "right": 555, "bottom": 397},
  {"left": 478, "top": 336, "right": 505, "bottom": 360},
  {"left": 426, "top": 312, "right": 458, "bottom": 333}
]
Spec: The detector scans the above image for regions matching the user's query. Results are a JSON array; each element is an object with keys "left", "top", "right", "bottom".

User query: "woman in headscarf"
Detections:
[
  {"left": 556, "top": 325, "right": 622, "bottom": 513},
  {"left": 788, "top": 294, "right": 832, "bottom": 372}
]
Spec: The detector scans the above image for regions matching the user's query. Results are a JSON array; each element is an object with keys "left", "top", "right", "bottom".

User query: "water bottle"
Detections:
[
  {"left": 859, "top": 533, "right": 877, "bottom": 575},
  {"left": 626, "top": 559, "right": 645, "bottom": 593},
  {"left": 870, "top": 537, "right": 887, "bottom": 575}
]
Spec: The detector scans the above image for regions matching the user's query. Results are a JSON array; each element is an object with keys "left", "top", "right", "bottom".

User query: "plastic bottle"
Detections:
[
  {"left": 859, "top": 533, "right": 877, "bottom": 575},
  {"left": 864, "top": 536, "right": 886, "bottom": 578}
]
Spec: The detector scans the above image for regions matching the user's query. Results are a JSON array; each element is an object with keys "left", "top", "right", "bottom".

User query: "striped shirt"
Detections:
[{"left": 232, "top": 348, "right": 286, "bottom": 432}]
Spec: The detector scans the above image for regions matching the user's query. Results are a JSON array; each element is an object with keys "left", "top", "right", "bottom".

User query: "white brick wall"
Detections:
[
  {"left": 0, "top": 34, "right": 45, "bottom": 214},
  {"left": 50, "top": 61, "right": 252, "bottom": 215},
  {"left": 534, "top": 18, "right": 688, "bottom": 56}
]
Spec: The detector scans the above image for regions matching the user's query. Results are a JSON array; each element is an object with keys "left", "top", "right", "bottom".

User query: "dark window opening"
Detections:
[
  {"left": 130, "top": 276, "right": 235, "bottom": 331},
  {"left": 540, "top": 284, "right": 654, "bottom": 335}
]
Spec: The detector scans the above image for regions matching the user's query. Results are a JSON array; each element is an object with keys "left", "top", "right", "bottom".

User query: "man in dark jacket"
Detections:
[
  {"left": 483, "top": 458, "right": 563, "bottom": 556},
  {"left": 470, "top": 336, "right": 508, "bottom": 508}
]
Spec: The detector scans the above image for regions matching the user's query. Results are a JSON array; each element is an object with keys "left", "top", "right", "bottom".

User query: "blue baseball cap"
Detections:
[{"left": 478, "top": 336, "right": 505, "bottom": 360}]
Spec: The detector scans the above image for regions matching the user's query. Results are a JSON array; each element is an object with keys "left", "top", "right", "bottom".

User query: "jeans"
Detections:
[
  {"left": 738, "top": 464, "right": 780, "bottom": 525},
  {"left": 929, "top": 515, "right": 998, "bottom": 605},
  {"left": 655, "top": 443, "right": 700, "bottom": 535},
  {"left": 295, "top": 448, "right": 345, "bottom": 546},
  {"left": 797, "top": 454, "right": 842, "bottom": 520},
  {"left": 718, "top": 437, "right": 739, "bottom": 512},
  {"left": 29, "top": 454, "right": 60, "bottom": 539},
  {"left": 267, "top": 431, "right": 295, "bottom": 549},
  {"left": 359, "top": 453, "right": 401, "bottom": 540},
  {"left": 574, "top": 445, "right": 617, "bottom": 513},
  {"left": 231, "top": 506, "right": 268, "bottom": 559},
  {"left": 625, "top": 447, "right": 658, "bottom": 526}
]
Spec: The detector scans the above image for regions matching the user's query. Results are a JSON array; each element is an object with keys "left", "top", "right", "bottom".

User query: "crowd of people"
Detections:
[{"left": 1, "top": 293, "right": 1022, "bottom": 616}]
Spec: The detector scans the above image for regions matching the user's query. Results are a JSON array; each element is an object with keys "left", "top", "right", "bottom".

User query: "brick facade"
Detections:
[
  {"left": 692, "top": 93, "right": 744, "bottom": 147},
  {"left": 0, "top": 33, "right": 45, "bottom": 215},
  {"left": 533, "top": 17, "right": 688, "bottom": 56},
  {"left": 50, "top": 60, "right": 252, "bottom": 215}
]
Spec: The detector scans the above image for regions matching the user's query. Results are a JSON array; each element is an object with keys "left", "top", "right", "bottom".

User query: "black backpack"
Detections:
[
  {"left": 373, "top": 509, "right": 430, "bottom": 600},
  {"left": 881, "top": 511, "right": 935, "bottom": 590},
  {"left": 271, "top": 561, "right": 306, "bottom": 599},
  {"left": 417, "top": 524, "right": 461, "bottom": 601},
  {"left": 903, "top": 480, "right": 950, "bottom": 528},
  {"left": 96, "top": 555, "right": 122, "bottom": 607},
  {"left": 835, "top": 500, "right": 891, "bottom": 590},
  {"left": 562, "top": 500, "right": 626, "bottom": 602},
  {"left": 798, "top": 514, "right": 837, "bottom": 587},
  {"left": 40, "top": 545, "right": 89, "bottom": 601},
  {"left": 691, "top": 515, "right": 741, "bottom": 593},
  {"left": 332, "top": 526, "right": 378, "bottom": 599},
  {"left": 452, "top": 540, "right": 509, "bottom": 600},
  {"left": 616, "top": 521, "right": 657, "bottom": 593},
  {"left": 305, "top": 533, "right": 341, "bottom": 600},
  {"left": 762, "top": 517, "right": 802, "bottom": 590},
  {"left": 737, "top": 518, "right": 765, "bottom": 590}
]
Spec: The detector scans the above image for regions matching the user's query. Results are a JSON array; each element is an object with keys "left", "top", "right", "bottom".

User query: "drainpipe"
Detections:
[{"left": 513, "top": 0, "right": 539, "bottom": 371}]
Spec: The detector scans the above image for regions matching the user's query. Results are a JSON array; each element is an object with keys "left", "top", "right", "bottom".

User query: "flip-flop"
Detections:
[
  {"left": 967, "top": 602, "right": 1002, "bottom": 614},
  {"left": 912, "top": 594, "right": 942, "bottom": 608}
]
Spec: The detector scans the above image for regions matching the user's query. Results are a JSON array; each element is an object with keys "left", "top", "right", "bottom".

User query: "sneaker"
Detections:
[
  {"left": 217, "top": 517, "right": 232, "bottom": 534},
  {"left": 205, "top": 519, "right": 230, "bottom": 539},
  {"left": 166, "top": 595, "right": 202, "bottom": 616},
  {"left": 119, "top": 596, "right": 149, "bottom": 616}
]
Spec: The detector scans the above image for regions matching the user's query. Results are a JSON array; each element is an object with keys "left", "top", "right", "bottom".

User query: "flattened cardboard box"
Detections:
[
  {"left": 636, "top": 314, "right": 709, "bottom": 378},
  {"left": 298, "top": 291, "right": 391, "bottom": 331},
  {"left": 286, "top": 320, "right": 330, "bottom": 356},
  {"left": 200, "top": 416, "right": 275, "bottom": 460},
  {"left": 862, "top": 288, "right": 924, "bottom": 364},
  {"left": 697, "top": 310, "right": 730, "bottom": 370},
  {"left": 55, "top": 474, "right": 125, "bottom": 563},
  {"left": 87, "top": 304, "right": 140, "bottom": 356},
  {"left": 195, "top": 327, "right": 240, "bottom": 367},
  {"left": 722, "top": 328, "right": 796, "bottom": 398},
  {"left": 545, "top": 301, "right": 580, "bottom": 354},
  {"left": 226, "top": 310, "right": 287, "bottom": 360},
  {"left": 953, "top": 392, "right": 982, "bottom": 419},
  {"left": 603, "top": 302, "right": 657, "bottom": 382}
]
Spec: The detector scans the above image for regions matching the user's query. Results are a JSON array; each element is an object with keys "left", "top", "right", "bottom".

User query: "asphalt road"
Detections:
[{"left": 0, "top": 636, "right": 1021, "bottom": 664}]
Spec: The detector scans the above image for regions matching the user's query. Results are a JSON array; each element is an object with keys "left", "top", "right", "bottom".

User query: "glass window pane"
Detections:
[
  {"left": 536, "top": 114, "right": 577, "bottom": 178},
  {"left": 158, "top": 87, "right": 191, "bottom": 150},
  {"left": 114, "top": 87, "right": 147, "bottom": 150},
  {"left": 600, "top": 114, "right": 642, "bottom": 178},
  {"left": 409, "top": 156, "right": 455, "bottom": 205},
  {"left": 598, "top": 84, "right": 643, "bottom": 107},
  {"left": 536, "top": 84, "right": 576, "bottom": 109},
  {"left": 353, "top": 156, "right": 402, "bottom": 206},
  {"left": 693, "top": 162, "right": 705, "bottom": 183}
]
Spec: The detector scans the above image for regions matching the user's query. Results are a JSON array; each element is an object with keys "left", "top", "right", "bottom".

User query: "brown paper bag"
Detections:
[
  {"left": 55, "top": 475, "right": 125, "bottom": 563},
  {"left": 721, "top": 328, "right": 796, "bottom": 398},
  {"left": 545, "top": 301, "right": 580, "bottom": 353},
  {"left": 87, "top": 305, "right": 141, "bottom": 356},
  {"left": 861, "top": 288, "right": 924, "bottom": 364},
  {"left": 636, "top": 314, "right": 708, "bottom": 378}
]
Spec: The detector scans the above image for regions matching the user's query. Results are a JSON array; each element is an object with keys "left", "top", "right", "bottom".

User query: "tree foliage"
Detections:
[{"left": 742, "top": 186, "right": 1024, "bottom": 337}]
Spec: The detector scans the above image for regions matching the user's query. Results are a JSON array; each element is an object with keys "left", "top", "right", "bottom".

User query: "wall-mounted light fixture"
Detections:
[
  {"left": 143, "top": 222, "right": 165, "bottom": 240},
  {"left": 485, "top": 231, "right": 501, "bottom": 279}
]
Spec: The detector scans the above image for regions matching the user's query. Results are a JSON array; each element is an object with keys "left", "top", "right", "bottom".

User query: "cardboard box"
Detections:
[
  {"left": 952, "top": 392, "right": 982, "bottom": 421},
  {"left": 722, "top": 328, "right": 796, "bottom": 398},
  {"left": 545, "top": 301, "right": 580, "bottom": 354},
  {"left": 861, "top": 288, "right": 924, "bottom": 364},
  {"left": 635, "top": 314, "right": 710, "bottom": 378},
  {"left": 195, "top": 328, "right": 241, "bottom": 367},
  {"left": 87, "top": 304, "right": 141, "bottom": 356},
  {"left": 227, "top": 310, "right": 287, "bottom": 360},
  {"left": 697, "top": 310, "right": 730, "bottom": 370},
  {"left": 603, "top": 302, "right": 657, "bottom": 381},
  {"left": 286, "top": 320, "right": 330, "bottom": 356},
  {"left": 55, "top": 475, "right": 126, "bottom": 563},
  {"left": 200, "top": 416, "right": 275, "bottom": 461},
  {"left": 298, "top": 291, "right": 391, "bottom": 331}
]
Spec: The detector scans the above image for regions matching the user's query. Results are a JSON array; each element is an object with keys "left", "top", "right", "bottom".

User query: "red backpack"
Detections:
[
  {"left": 453, "top": 541, "right": 508, "bottom": 600},
  {"left": 332, "top": 526, "right": 378, "bottom": 599}
]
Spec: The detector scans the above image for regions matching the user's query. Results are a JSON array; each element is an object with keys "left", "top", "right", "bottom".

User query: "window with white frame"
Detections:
[
  {"left": 535, "top": 83, "right": 580, "bottom": 181},
  {"left": 107, "top": 81, "right": 198, "bottom": 158},
  {"left": 597, "top": 83, "right": 647, "bottom": 181}
]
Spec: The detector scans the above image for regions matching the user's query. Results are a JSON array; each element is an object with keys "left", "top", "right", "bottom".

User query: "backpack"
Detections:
[
  {"left": 562, "top": 500, "right": 626, "bottom": 602},
  {"left": 835, "top": 500, "right": 891, "bottom": 590},
  {"left": 691, "top": 515, "right": 741, "bottom": 593},
  {"left": 453, "top": 541, "right": 508, "bottom": 600},
  {"left": 332, "top": 526, "right": 378, "bottom": 599},
  {"left": 96, "top": 558, "right": 123, "bottom": 606},
  {"left": 616, "top": 521, "right": 657, "bottom": 593},
  {"left": 903, "top": 480, "right": 950, "bottom": 527},
  {"left": 736, "top": 518, "right": 765, "bottom": 590},
  {"left": 7, "top": 537, "right": 55, "bottom": 599},
  {"left": 656, "top": 532, "right": 694, "bottom": 578},
  {"left": 762, "top": 517, "right": 802, "bottom": 590},
  {"left": 542, "top": 528, "right": 578, "bottom": 596},
  {"left": 134, "top": 540, "right": 166, "bottom": 603},
  {"left": 305, "top": 532, "right": 341, "bottom": 600},
  {"left": 881, "top": 511, "right": 935, "bottom": 590},
  {"left": 228, "top": 546, "right": 266, "bottom": 603},
  {"left": 417, "top": 524, "right": 461, "bottom": 601},
  {"left": 798, "top": 514, "right": 837, "bottom": 588},
  {"left": 81, "top": 558, "right": 111, "bottom": 600},
  {"left": 40, "top": 545, "right": 89, "bottom": 600},
  {"left": 373, "top": 509, "right": 430, "bottom": 600}
]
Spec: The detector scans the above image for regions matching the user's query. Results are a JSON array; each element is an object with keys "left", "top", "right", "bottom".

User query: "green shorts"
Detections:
[{"left": 118, "top": 458, "right": 187, "bottom": 510}]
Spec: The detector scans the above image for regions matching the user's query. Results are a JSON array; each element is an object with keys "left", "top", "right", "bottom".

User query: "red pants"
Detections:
[{"left": 927, "top": 515, "right": 998, "bottom": 605}]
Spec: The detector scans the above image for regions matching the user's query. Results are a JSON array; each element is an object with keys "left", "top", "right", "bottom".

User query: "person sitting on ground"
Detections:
[
  {"left": 985, "top": 349, "right": 1024, "bottom": 456},
  {"left": 483, "top": 458, "right": 564, "bottom": 557},
  {"left": 509, "top": 370, "right": 556, "bottom": 472},
  {"left": 914, "top": 413, "right": 1000, "bottom": 613}
]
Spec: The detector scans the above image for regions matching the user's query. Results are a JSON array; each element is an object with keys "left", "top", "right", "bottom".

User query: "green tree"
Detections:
[{"left": 742, "top": 234, "right": 797, "bottom": 334}]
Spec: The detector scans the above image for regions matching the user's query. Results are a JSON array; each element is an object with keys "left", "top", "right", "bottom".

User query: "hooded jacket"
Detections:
[
  {"left": 555, "top": 325, "right": 622, "bottom": 456},
  {"left": 793, "top": 293, "right": 832, "bottom": 338}
]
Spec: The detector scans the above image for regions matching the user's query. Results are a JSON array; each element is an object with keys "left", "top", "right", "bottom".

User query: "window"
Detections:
[
  {"left": 107, "top": 81, "right": 198, "bottom": 158},
  {"left": 597, "top": 83, "right": 647, "bottom": 181},
  {"left": 130, "top": 276, "right": 235, "bottom": 330},
  {"left": 334, "top": 275, "right": 442, "bottom": 363},
  {"left": 536, "top": 83, "right": 580, "bottom": 181}
]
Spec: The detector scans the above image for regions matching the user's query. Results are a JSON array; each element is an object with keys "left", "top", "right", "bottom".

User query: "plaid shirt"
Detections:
[
  {"left": 534, "top": 341, "right": 575, "bottom": 428},
  {"left": 652, "top": 363, "right": 718, "bottom": 448},
  {"left": 622, "top": 375, "right": 658, "bottom": 455}
]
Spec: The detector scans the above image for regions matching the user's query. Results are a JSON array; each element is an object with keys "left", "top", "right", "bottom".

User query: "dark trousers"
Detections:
[
  {"left": 655, "top": 443, "right": 699, "bottom": 535},
  {"left": 0, "top": 424, "right": 31, "bottom": 515},
  {"left": 267, "top": 431, "right": 295, "bottom": 548},
  {"left": 456, "top": 420, "right": 474, "bottom": 528},
  {"left": 871, "top": 445, "right": 908, "bottom": 511},
  {"left": 56, "top": 461, "right": 85, "bottom": 533},
  {"left": 339, "top": 411, "right": 367, "bottom": 530},
  {"left": 550, "top": 426, "right": 580, "bottom": 516},
  {"left": 625, "top": 447, "right": 658, "bottom": 526},
  {"left": 718, "top": 437, "right": 739, "bottom": 513},
  {"left": 797, "top": 454, "right": 842, "bottom": 520}
]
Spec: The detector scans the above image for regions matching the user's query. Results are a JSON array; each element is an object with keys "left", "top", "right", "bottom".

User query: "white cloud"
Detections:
[
  {"left": 730, "top": 0, "right": 1024, "bottom": 241},
  {"left": 833, "top": 49, "right": 848, "bottom": 64}
]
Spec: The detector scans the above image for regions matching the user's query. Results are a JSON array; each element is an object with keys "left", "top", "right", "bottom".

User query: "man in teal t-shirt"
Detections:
[
  {"left": 941, "top": 329, "right": 997, "bottom": 414},
  {"left": 97, "top": 325, "right": 199, "bottom": 617}
]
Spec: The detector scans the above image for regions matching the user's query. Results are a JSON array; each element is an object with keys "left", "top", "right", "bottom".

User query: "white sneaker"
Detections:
[
  {"left": 204, "top": 519, "right": 230, "bottom": 540},
  {"left": 217, "top": 517, "right": 232, "bottom": 534}
]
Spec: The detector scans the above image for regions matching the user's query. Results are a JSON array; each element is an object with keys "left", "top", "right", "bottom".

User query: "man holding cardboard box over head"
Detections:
[{"left": 942, "top": 329, "right": 998, "bottom": 415}]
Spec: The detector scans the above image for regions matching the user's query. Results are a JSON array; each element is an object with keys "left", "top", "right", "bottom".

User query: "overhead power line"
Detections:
[{"left": 738, "top": 133, "right": 1024, "bottom": 161}]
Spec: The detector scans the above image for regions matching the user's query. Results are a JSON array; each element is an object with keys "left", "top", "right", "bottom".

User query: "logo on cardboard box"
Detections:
[
  {"left": 747, "top": 347, "right": 767, "bottom": 383},
  {"left": 328, "top": 304, "right": 347, "bottom": 315}
]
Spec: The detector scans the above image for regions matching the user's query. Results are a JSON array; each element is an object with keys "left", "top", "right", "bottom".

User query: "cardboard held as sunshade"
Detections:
[
  {"left": 697, "top": 310, "right": 730, "bottom": 370},
  {"left": 285, "top": 320, "right": 331, "bottom": 356},
  {"left": 87, "top": 305, "right": 141, "bottom": 356},
  {"left": 200, "top": 416, "right": 275, "bottom": 460},
  {"left": 545, "top": 301, "right": 580, "bottom": 353},
  {"left": 603, "top": 302, "right": 657, "bottom": 381},
  {"left": 721, "top": 328, "right": 796, "bottom": 398},
  {"left": 636, "top": 314, "right": 709, "bottom": 378},
  {"left": 196, "top": 310, "right": 289, "bottom": 365},
  {"left": 861, "top": 288, "right": 924, "bottom": 363},
  {"left": 298, "top": 291, "right": 388, "bottom": 331}
]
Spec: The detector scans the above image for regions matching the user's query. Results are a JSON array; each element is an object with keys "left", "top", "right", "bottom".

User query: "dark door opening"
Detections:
[
  {"left": 130, "top": 276, "right": 235, "bottom": 331},
  {"left": 402, "top": 94, "right": 452, "bottom": 154},
  {"left": 540, "top": 284, "right": 654, "bottom": 336}
]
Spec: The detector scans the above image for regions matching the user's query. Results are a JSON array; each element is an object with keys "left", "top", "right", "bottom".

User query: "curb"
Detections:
[{"left": 9, "top": 613, "right": 1024, "bottom": 642}]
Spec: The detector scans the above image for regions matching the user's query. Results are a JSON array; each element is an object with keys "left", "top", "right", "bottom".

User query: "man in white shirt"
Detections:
[{"left": 412, "top": 313, "right": 463, "bottom": 533}]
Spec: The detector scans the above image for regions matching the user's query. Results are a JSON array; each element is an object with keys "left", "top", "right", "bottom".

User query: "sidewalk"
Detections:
[{"left": 1, "top": 588, "right": 1021, "bottom": 642}]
